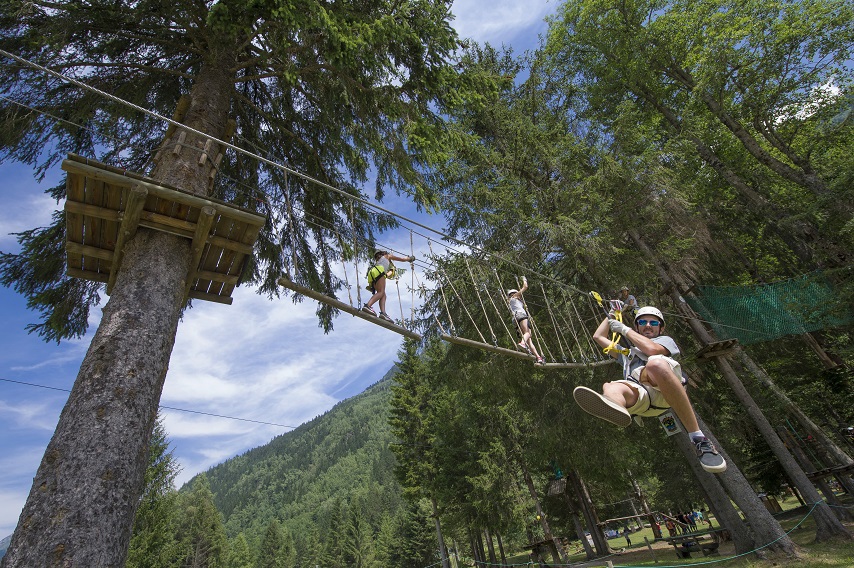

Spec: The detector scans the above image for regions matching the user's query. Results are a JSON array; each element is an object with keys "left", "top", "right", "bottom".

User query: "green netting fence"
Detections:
[{"left": 685, "top": 271, "right": 852, "bottom": 345}]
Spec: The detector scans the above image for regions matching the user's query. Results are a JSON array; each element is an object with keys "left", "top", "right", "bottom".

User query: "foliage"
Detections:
[{"left": 0, "top": 0, "right": 491, "bottom": 338}]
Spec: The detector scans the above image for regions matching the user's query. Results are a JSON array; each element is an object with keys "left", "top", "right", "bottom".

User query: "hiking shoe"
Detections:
[
  {"left": 378, "top": 312, "right": 394, "bottom": 323},
  {"left": 361, "top": 305, "right": 376, "bottom": 316},
  {"left": 573, "top": 386, "right": 632, "bottom": 428},
  {"left": 693, "top": 436, "right": 727, "bottom": 474}
]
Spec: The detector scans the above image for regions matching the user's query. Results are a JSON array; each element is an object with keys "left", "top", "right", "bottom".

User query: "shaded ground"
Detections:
[{"left": 503, "top": 492, "right": 853, "bottom": 567}]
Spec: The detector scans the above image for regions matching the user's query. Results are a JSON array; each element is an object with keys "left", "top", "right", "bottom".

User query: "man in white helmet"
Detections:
[{"left": 573, "top": 306, "right": 727, "bottom": 474}]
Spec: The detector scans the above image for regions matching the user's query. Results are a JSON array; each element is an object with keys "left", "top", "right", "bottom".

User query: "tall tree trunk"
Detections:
[
  {"left": 484, "top": 529, "right": 498, "bottom": 565},
  {"left": 431, "top": 498, "right": 450, "bottom": 568},
  {"left": 776, "top": 428, "right": 854, "bottom": 521},
  {"left": 562, "top": 492, "right": 595, "bottom": 559},
  {"left": 629, "top": 471, "right": 661, "bottom": 539},
  {"left": 630, "top": 231, "right": 852, "bottom": 543},
  {"left": 519, "top": 459, "right": 569, "bottom": 564},
  {"left": 496, "top": 533, "right": 507, "bottom": 566},
  {"left": 2, "top": 58, "right": 234, "bottom": 568},
  {"left": 567, "top": 467, "right": 610, "bottom": 556},
  {"left": 669, "top": 412, "right": 770, "bottom": 555}
]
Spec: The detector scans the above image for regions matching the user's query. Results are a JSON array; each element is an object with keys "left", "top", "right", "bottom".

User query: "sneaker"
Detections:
[
  {"left": 573, "top": 386, "right": 632, "bottom": 428},
  {"left": 361, "top": 305, "right": 376, "bottom": 316},
  {"left": 535, "top": 357, "right": 545, "bottom": 365},
  {"left": 693, "top": 437, "right": 727, "bottom": 473},
  {"left": 517, "top": 341, "right": 531, "bottom": 353},
  {"left": 378, "top": 312, "right": 394, "bottom": 323}
]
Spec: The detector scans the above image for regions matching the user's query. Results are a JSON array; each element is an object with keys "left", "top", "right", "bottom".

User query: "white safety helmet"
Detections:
[
  {"left": 634, "top": 306, "right": 664, "bottom": 326},
  {"left": 507, "top": 289, "right": 519, "bottom": 296}
]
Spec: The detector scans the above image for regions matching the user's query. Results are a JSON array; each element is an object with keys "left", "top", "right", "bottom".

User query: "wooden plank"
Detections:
[
  {"left": 697, "top": 339, "right": 739, "bottom": 360},
  {"left": 210, "top": 217, "right": 249, "bottom": 298},
  {"left": 83, "top": 177, "right": 106, "bottom": 274},
  {"left": 61, "top": 158, "right": 266, "bottom": 226},
  {"left": 222, "top": 220, "right": 263, "bottom": 297},
  {"left": 440, "top": 334, "right": 536, "bottom": 361},
  {"left": 197, "top": 270, "right": 239, "bottom": 286},
  {"left": 192, "top": 212, "right": 234, "bottom": 297},
  {"left": 139, "top": 210, "right": 197, "bottom": 234},
  {"left": 99, "top": 181, "right": 123, "bottom": 275},
  {"left": 183, "top": 206, "right": 217, "bottom": 301},
  {"left": 67, "top": 241, "right": 114, "bottom": 262},
  {"left": 64, "top": 201, "right": 121, "bottom": 222},
  {"left": 107, "top": 186, "right": 148, "bottom": 294},
  {"left": 65, "top": 173, "right": 86, "bottom": 275},
  {"left": 278, "top": 276, "right": 422, "bottom": 340},
  {"left": 188, "top": 289, "right": 234, "bottom": 305}
]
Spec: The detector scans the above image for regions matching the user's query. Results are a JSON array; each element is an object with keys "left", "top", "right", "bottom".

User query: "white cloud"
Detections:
[{"left": 451, "top": 0, "right": 555, "bottom": 47}]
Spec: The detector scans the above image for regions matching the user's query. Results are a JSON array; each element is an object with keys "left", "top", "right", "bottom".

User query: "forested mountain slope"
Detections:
[{"left": 199, "top": 367, "right": 404, "bottom": 546}]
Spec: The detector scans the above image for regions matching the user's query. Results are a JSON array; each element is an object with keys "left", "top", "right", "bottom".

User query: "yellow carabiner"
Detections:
[{"left": 591, "top": 291, "right": 630, "bottom": 355}]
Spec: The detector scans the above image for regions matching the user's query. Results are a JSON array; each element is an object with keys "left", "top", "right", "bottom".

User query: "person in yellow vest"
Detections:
[{"left": 362, "top": 250, "right": 414, "bottom": 323}]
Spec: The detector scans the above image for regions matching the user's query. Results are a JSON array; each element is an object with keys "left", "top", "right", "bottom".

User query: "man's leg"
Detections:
[
  {"left": 573, "top": 382, "right": 636, "bottom": 428},
  {"left": 640, "top": 359, "right": 698, "bottom": 431},
  {"left": 642, "top": 359, "right": 726, "bottom": 473}
]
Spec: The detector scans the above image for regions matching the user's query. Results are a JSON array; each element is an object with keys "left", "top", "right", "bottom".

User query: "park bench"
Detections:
[{"left": 664, "top": 534, "right": 720, "bottom": 559}]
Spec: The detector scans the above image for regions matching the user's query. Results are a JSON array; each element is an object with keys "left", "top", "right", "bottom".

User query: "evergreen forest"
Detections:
[{"left": 1, "top": 0, "right": 853, "bottom": 566}]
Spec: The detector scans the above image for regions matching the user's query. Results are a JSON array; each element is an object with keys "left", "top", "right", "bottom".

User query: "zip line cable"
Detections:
[
  {"left": 0, "top": 377, "right": 300, "bottom": 430},
  {"left": 0, "top": 49, "right": 793, "bottom": 343},
  {"left": 0, "top": 47, "right": 593, "bottom": 300}
]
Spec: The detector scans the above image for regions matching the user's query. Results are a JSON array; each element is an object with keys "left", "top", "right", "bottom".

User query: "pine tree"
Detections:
[
  {"left": 172, "top": 474, "right": 228, "bottom": 568},
  {"left": 126, "top": 413, "right": 181, "bottom": 568},
  {"left": 0, "top": 1, "right": 477, "bottom": 566}
]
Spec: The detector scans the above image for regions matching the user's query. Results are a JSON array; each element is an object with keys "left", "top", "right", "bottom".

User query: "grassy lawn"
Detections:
[{"left": 500, "top": 492, "right": 853, "bottom": 567}]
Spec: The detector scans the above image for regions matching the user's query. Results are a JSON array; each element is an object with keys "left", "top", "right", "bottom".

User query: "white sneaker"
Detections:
[{"left": 573, "top": 386, "right": 632, "bottom": 428}]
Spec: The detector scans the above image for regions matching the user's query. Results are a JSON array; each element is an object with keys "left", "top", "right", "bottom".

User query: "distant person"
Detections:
[
  {"left": 363, "top": 250, "right": 414, "bottom": 322},
  {"left": 623, "top": 526, "right": 632, "bottom": 547},
  {"left": 616, "top": 286, "right": 638, "bottom": 318},
  {"left": 507, "top": 276, "right": 545, "bottom": 365},
  {"left": 665, "top": 518, "right": 676, "bottom": 537},
  {"left": 573, "top": 306, "right": 727, "bottom": 474}
]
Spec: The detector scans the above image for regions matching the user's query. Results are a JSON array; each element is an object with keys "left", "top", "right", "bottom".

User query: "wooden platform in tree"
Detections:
[
  {"left": 62, "top": 154, "right": 266, "bottom": 305},
  {"left": 696, "top": 339, "right": 739, "bottom": 360}
]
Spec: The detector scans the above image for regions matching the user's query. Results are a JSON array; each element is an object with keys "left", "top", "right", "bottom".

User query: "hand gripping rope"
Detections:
[{"left": 590, "top": 291, "right": 630, "bottom": 356}]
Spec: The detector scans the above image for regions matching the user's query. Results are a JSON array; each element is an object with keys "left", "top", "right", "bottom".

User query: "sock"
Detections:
[{"left": 689, "top": 430, "right": 705, "bottom": 442}]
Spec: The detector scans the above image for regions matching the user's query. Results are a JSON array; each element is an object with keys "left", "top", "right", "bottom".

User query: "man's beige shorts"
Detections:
[{"left": 616, "top": 355, "right": 681, "bottom": 417}]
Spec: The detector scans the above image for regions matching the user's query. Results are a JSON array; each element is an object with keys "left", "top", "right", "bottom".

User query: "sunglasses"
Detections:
[{"left": 636, "top": 319, "right": 661, "bottom": 327}]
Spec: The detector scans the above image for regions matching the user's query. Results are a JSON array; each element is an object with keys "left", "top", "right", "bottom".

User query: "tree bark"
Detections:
[
  {"left": 629, "top": 230, "right": 852, "bottom": 543},
  {"left": 431, "top": 498, "right": 450, "bottom": 568},
  {"left": 736, "top": 352, "right": 854, "bottom": 497},
  {"left": 567, "top": 467, "right": 610, "bottom": 556},
  {"left": 669, "top": 412, "right": 770, "bottom": 556},
  {"left": 562, "top": 492, "right": 595, "bottom": 559},
  {"left": 2, "top": 56, "right": 235, "bottom": 568},
  {"left": 519, "top": 459, "right": 569, "bottom": 564}
]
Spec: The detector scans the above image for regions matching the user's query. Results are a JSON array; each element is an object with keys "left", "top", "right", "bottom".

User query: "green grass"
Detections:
[{"left": 499, "top": 493, "right": 853, "bottom": 567}]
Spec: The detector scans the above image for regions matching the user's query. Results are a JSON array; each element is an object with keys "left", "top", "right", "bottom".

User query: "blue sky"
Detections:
[{"left": 0, "top": 0, "right": 559, "bottom": 538}]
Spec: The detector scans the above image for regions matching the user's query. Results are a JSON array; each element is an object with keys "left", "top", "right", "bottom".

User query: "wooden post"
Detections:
[{"left": 644, "top": 537, "right": 658, "bottom": 563}]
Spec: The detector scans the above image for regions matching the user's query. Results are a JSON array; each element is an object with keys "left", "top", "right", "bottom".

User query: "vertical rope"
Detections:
[
  {"left": 465, "top": 258, "right": 498, "bottom": 345},
  {"left": 429, "top": 240, "right": 459, "bottom": 337},
  {"left": 335, "top": 229, "right": 354, "bottom": 307},
  {"left": 410, "top": 231, "right": 415, "bottom": 326},
  {"left": 285, "top": 173, "right": 300, "bottom": 278},
  {"left": 540, "top": 282, "right": 569, "bottom": 363},
  {"left": 349, "top": 201, "right": 362, "bottom": 307},
  {"left": 395, "top": 278, "right": 405, "bottom": 326}
]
